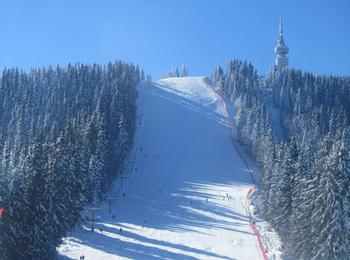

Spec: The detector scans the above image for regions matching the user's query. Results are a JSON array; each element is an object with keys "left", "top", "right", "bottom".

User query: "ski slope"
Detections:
[{"left": 58, "top": 77, "right": 263, "bottom": 260}]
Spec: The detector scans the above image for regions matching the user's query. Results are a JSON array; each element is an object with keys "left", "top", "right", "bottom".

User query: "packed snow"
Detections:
[{"left": 58, "top": 77, "right": 276, "bottom": 259}]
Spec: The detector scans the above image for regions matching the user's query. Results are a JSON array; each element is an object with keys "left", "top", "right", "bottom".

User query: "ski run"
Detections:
[{"left": 58, "top": 77, "right": 282, "bottom": 260}]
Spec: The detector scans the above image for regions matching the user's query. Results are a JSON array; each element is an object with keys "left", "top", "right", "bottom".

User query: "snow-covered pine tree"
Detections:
[
  {"left": 212, "top": 59, "right": 350, "bottom": 258},
  {"left": 310, "top": 137, "right": 348, "bottom": 259},
  {"left": 0, "top": 61, "right": 140, "bottom": 258},
  {"left": 180, "top": 64, "right": 189, "bottom": 77}
]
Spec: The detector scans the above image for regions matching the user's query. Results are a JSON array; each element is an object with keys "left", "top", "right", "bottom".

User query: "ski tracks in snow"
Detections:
[{"left": 58, "top": 77, "right": 264, "bottom": 260}]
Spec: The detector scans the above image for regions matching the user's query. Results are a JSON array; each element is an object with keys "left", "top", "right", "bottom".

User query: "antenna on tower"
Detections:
[
  {"left": 279, "top": 15, "right": 284, "bottom": 36},
  {"left": 278, "top": 14, "right": 285, "bottom": 44}
]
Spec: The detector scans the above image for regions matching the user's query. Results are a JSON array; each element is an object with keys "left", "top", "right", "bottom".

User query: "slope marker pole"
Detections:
[
  {"left": 107, "top": 197, "right": 118, "bottom": 214},
  {"left": 120, "top": 175, "right": 127, "bottom": 190},
  {"left": 88, "top": 207, "right": 100, "bottom": 232}
]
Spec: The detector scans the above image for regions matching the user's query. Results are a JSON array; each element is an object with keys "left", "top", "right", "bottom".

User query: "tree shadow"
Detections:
[{"left": 64, "top": 229, "right": 233, "bottom": 260}]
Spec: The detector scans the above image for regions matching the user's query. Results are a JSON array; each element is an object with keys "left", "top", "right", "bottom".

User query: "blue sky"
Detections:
[{"left": 0, "top": 0, "right": 349, "bottom": 78}]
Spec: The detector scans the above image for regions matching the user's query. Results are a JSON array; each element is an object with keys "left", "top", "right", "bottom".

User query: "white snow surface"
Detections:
[{"left": 58, "top": 77, "right": 267, "bottom": 260}]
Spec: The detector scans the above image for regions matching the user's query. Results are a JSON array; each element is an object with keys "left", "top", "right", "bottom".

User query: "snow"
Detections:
[{"left": 57, "top": 77, "right": 271, "bottom": 259}]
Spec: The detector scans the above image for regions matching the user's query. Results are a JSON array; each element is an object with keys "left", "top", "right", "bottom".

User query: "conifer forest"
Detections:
[
  {"left": 0, "top": 62, "right": 141, "bottom": 258},
  {"left": 211, "top": 60, "right": 350, "bottom": 259}
]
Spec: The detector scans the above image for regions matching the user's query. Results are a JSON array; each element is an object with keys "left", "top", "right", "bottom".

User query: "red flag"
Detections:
[{"left": 0, "top": 208, "right": 4, "bottom": 219}]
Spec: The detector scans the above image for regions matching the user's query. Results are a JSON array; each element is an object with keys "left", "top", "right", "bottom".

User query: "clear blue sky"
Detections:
[{"left": 0, "top": 0, "right": 349, "bottom": 78}]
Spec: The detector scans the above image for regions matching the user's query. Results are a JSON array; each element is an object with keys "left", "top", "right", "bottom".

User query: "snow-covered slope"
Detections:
[{"left": 58, "top": 77, "right": 263, "bottom": 259}]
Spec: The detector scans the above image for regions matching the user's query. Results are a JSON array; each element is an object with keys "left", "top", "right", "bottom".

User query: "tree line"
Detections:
[
  {"left": 211, "top": 60, "right": 350, "bottom": 259},
  {"left": 0, "top": 61, "right": 141, "bottom": 259},
  {"left": 163, "top": 64, "right": 189, "bottom": 78}
]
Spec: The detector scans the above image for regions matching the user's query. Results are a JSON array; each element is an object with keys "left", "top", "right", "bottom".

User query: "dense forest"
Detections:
[
  {"left": 0, "top": 61, "right": 141, "bottom": 259},
  {"left": 211, "top": 60, "right": 350, "bottom": 259}
]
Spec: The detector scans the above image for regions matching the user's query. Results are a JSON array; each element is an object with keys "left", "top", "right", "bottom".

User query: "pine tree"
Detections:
[
  {"left": 180, "top": 64, "right": 188, "bottom": 77},
  {"left": 0, "top": 61, "right": 140, "bottom": 257}
]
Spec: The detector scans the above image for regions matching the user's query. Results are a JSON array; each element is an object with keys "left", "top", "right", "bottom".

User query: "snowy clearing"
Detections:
[{"left": 58, "top": 77, "right": 271, "bottom": 259}]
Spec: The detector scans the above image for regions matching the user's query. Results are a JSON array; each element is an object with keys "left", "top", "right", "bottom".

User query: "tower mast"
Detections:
[{"left": 275, "top": 15, "right": 289, "bottom": 68}]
